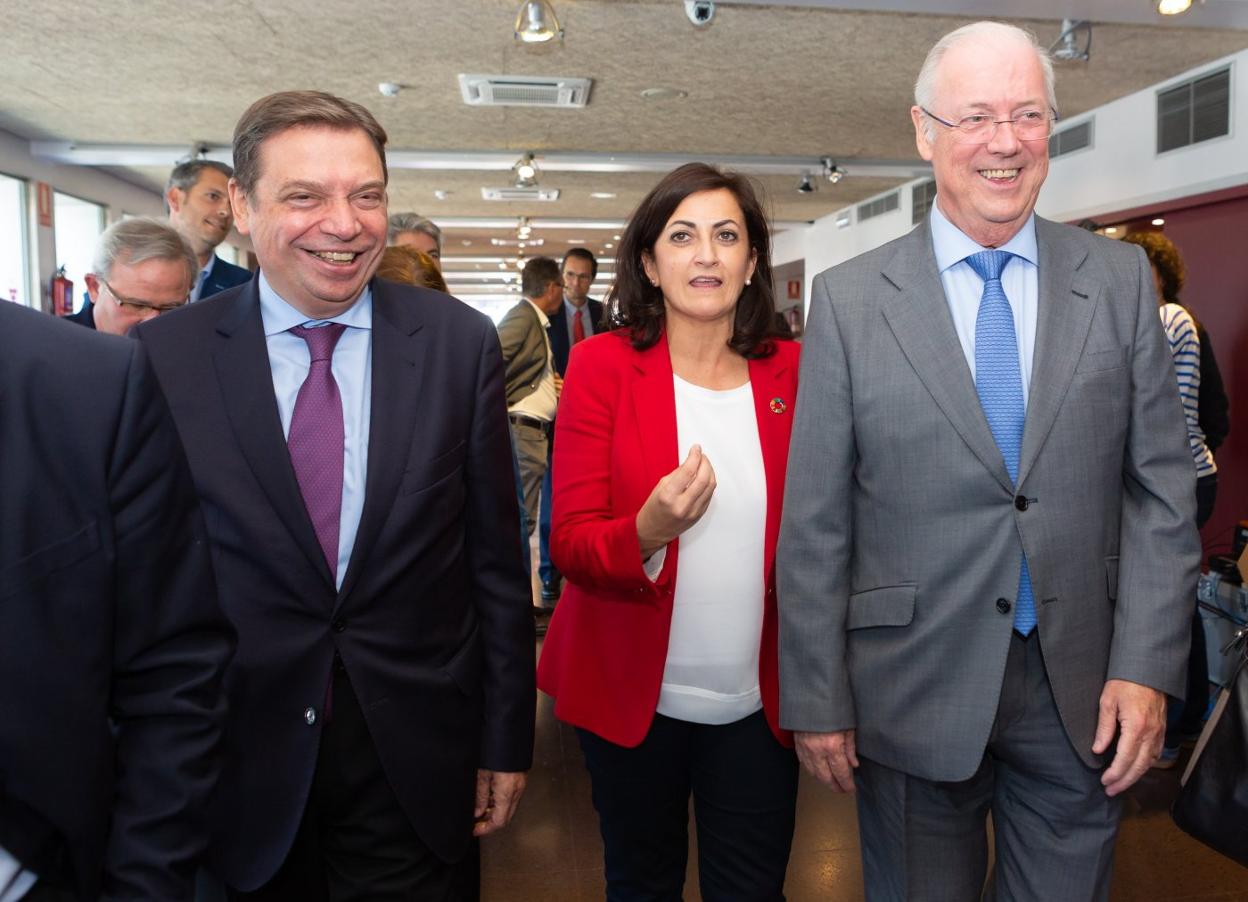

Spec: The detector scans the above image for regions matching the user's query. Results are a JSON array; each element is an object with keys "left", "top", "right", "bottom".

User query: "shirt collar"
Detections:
[
  {"left": 564, "top": 296, "right": 588, "bottom": 317},
  {"left": 930, "top": 200, "right": 1038, "bottom": 274},
  {"left": 258, "top": 271, "right": 373, "bottom": 337},
  {"left": 200, "top": 255, "right": 217, "bottom": 281},
  {"left": 523, "top": 296, "right": 551, "bottom": 327}
]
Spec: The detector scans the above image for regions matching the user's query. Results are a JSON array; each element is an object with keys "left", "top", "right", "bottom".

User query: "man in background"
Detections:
[
  {"left": 68, "top": 217, "right": 195, "bottom": 335},
  {"left": 166, "top": 160, "right": 251, "bottom": 300},
  {"left": 388, "top": 212, "right": 443, "bottom": 263}
]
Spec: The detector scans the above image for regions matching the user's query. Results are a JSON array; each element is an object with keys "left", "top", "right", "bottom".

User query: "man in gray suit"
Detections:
[{"left": 777, "top": 21, "right": 1200, "bottom": 900}]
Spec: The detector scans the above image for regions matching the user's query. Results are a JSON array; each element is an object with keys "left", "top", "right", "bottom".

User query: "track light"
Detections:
[
  {"left": 1051, "top": 19, "right": 1091, "bottom": 62},
  {"left": 820, "top": 158, "right": 844, "bottom": 184},
  {"left": 1157, "top": 0, "right": 1193, "bottom": 14},
  {"left": 796, "top": 173, "right": 817, "bottom": 194},
  {"left": 513, "top": 153, "right": 540, "bottom": 188},
  {"left": 514, "top": 1, "right": 564, "bottom": 43}
]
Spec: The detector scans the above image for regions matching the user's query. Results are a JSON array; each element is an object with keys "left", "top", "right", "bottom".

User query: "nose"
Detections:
[
  {"left": 321, "top": 198, "right": 362, "bottom": 240},
  {"left": 986, "top": 118, "right": 1023, "bottom": 155},
  {"left": 693, "top": 233, "right": 720, "bottom": 266}
]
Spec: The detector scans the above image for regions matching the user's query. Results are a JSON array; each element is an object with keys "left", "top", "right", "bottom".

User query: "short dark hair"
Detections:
[
  {"left": 165, "top": 160, "right": 234, "bottom": 211},
  {"left": 232, "top": 90, "right": 388, "bottom": 198},
  {"left": 609, "top": 163, "right": 779, "bottom": 358},
  {"left": 521, "top": 257, "right": 561, "bottom": 299},
  {"left": 1122, "top": 230, "right": 1186, "bottom": 304},
  {"left": 561, "top": 247, "right": 598, "bottom": 279}
]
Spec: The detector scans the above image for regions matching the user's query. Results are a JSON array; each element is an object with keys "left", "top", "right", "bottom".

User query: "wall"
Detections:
[{"left": 0, "top": 127, "right": 164, "bottom": 311}]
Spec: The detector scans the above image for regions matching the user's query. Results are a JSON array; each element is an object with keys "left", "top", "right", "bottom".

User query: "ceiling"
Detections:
[{"left": 3, "top": 0, "right": 1247, "bottom": 299}]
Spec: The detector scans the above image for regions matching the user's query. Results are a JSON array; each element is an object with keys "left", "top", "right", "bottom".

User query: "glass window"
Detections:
[
  {"left": 54, "top": 191, "right": 106, "bottom": 312},
  {"left": 0, "top": 173, "right": 30, "bottom": 307}
]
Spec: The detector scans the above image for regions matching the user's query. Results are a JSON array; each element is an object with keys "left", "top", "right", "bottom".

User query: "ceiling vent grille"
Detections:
[
  {"left": 459, "top": 75, "right": 592, "bottom": 108},
  {"left": 857, "top": 191, "right": 900, "bottom": 222},
  {"left": 1157, "top": 66, "right": 1230, "bottom": 154},
  {"left": 1049, "top": 119, "right": 1093, "bottom": 158},
  {"left": 481, "top": 186, "right": 562, "bottom": 202}
]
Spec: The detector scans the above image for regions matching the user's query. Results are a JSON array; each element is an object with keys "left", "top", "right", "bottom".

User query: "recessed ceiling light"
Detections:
[
  {"left": 1157, "top": 0, "right": 1192, "bottom": 14},
  {"left": 1106, "top": 227, "right": 1118, "bottom": 235},
  {"left": 434, "top": 189, "right": 450, "bottom": 200},
  {"left": 613, "top": 234, "right": 622, "bottom": 240},
  {"left": 567, "top": 238, "right": 585, "bottom": 244},
  {"left": 1152, "top": 218, "right": 1166, "bottom": 226},
  {"left": 590, "top": 192, "right": 616, "bottom": 200},
  {"left": 604, "top": 242, "right": 614, "bottom": 249},
  {"left": 498, "top": 263, "right": 509, "bottom": 270},
  {"left": 640, "top": 87, "right": 688, "bottom": 101},
  {"left": 461, "top": 239, "right": 473, "bottom": 246}
]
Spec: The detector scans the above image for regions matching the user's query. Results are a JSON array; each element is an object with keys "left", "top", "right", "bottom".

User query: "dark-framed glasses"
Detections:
[
  {"left": 99, "top": 277, "right": 188, "bottom": 314},
  {"left": 921, "top": 107, "right": 1057, "bottom": 144}
]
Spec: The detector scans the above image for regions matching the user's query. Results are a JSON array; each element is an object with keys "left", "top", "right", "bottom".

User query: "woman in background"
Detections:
[
  {"left": 375, "top": 245, "right": 449, "bottom": 293},
  {"left": 538, "top": 163, "right": 801, "bottom": 901}
]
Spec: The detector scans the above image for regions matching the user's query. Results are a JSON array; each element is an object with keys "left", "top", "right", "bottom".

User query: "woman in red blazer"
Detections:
[{"left": 538, "top": 163, "right": 801, "bottom": 901}]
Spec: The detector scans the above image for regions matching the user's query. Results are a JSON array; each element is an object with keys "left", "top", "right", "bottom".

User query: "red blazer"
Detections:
[{"left": 537, "top": 329, "right": 800, "bottom": 748}]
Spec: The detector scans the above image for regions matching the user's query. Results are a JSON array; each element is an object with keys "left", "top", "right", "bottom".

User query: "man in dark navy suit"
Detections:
[
  {"left": 166, "top": 160, "right": 252, "bottom": 301},
  {"left": 136, "top": 90, "right": 534, "bottom": 900},
  {"left": 537, "top": 247, "right": 606, "bottom": 603},
  {"left": 0, "top": 302, "right": 232, "bottom": 901}
]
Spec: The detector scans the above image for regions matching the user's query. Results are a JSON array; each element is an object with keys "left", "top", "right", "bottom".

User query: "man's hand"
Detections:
[
  {"left": 1092, "top": 678, "right": 1167, "bottom": 797},
  {"left": 473, "top": 769, "right": 527, "bottom": 836},
  {"left": 636, "top": 445, "right": 716, "bottom": 558},
  {"left": 795, "top": 730, "right": 859, "bottom": 793},
  {"left": 553, "top": 372, "right": 564, "bottom": 398}
]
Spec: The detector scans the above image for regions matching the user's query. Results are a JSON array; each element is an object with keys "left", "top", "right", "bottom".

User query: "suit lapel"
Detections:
[
  {"left": 335, "top": 281, "right": 425, "bottom": 606},
  {"left": 211, "top": 283, "right": 335, "bottom": 586},
  {"left": 630, "top": 334, "right": 680, "bottom": 500},
  {"left": 879, "top": 223, "right": 1014, "bottom": 493},
  {"left": 1017, "top": 219, "right": 1099, "bottom": 489},
  {"left": 749, "top": 351, "right": 794, "bottom": 580}
]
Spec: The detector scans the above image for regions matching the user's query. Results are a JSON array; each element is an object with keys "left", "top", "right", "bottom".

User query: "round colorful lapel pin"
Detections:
[{"left": 769, "top": 397, "right": 787, "bottom": 415}]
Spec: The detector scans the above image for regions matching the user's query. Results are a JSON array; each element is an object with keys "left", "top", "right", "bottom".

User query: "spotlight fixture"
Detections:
[
  {"left": 1157, "top": 0, "right": 1193, "bottom": 14},
  {"left": 820, "top": 158, "right": 845, "bottom": 185},
  {"left": 1152, "top": 218, "right": 1166, "bottom": 226},
  {"left": 513, "top": 153, "right": 540, "bottom": 188},
  {"left": 796, "top": 173, "right": 817, "bottom": 194},
  {"left": 378, "top": 82, "right": 403, "bottom": 97},
  {"left": 1050, "top": 19, "right": 1091, "bottom": 62},
  {"left": 514, "top": 1, "right": 564, "bottom": 43}
]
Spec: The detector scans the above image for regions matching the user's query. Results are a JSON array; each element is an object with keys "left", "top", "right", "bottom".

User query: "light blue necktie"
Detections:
[{"left": 966, "top": 250, "right": 1036, "bottom": 636}]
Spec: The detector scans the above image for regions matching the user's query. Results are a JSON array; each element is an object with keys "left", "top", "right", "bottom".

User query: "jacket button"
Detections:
[
  {"left": 304, "top": 706, "right": 317, "bottom": 726},
  {"left": 1014, "top": 495, "right": 1029, "bottom": 511},
  {"left": 332, "top": 618, "right": 346, "bottom": 633},
  {"left": 996, "top": 597, "right": 1012, "bottom": 614}
]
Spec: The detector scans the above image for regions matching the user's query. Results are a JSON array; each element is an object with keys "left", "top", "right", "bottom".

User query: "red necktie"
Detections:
[{"left": 573, "top": 308, "right": 585, "bottom": 344}]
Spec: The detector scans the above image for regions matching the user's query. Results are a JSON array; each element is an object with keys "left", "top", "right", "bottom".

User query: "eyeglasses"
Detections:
[
  {"left": 563, "top": 272, "right": 593, "bottom": 284},
  {"left": 98, "top": 278, "right": 188, "bottom": 314},
  {"left": 921, "top": 107, "right": 1057, "bottom": 144}
]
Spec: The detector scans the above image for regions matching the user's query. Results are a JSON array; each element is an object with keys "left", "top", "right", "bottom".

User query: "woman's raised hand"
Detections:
[{"left": 635, "top": 444, "right": 717, "bottom": 558}]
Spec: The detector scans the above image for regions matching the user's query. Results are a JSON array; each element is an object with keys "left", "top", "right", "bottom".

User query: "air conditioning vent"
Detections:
[
  {"left": 1157, "top": 66, "right": 1230, "bottom": 154},
  {"left": 459, "top": 75, "right": 592, "bottom": 108},
  {"left": 1049, "top": 119, "right": 1093, "bottom": 158},
  {"left": 481, "top": 187, "right": 561, "bottom": 202},
  {"left": 857, "top": 191, "right": 900, "bottom": 222}
]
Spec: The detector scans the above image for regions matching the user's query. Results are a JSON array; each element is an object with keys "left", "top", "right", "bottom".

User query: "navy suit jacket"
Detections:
[
  {"left": 134, "top": 279, "right": 535, "bottom": 889},
  {"left": 0, "top": 303, "right": 231, "bottom": 900},
  {"left": 66, "top": 300, "right": 97, "bottom": 330},
  {"left": 200, "top": 254, "right": 252, "bottom": 300},
  {"left": 547, "top": 297, "right": 605, "bottom": 376}
]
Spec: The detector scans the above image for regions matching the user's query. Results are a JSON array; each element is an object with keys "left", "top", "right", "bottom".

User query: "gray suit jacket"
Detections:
[
  {"left": 497, "top": 299, "right": 549, "bottom": 407},
  {"left": 777, "top": 216, "right": 1200, "bottom": 780}
]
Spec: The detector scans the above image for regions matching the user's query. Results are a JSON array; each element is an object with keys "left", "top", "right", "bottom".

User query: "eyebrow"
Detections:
[
  {"left": 277, "top": 179, "right": 387, "bottom": 194},
  {"left": 668, "top": 218, "right": 741, "bottom": 229}
]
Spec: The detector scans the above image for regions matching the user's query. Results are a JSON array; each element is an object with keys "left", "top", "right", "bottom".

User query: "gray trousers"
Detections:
[
  {"left": 855, "top": 632, "right": 1122, "bottom": 902},
  {"left": 510, "top": 419, "right": 548, "bottom": 543}
]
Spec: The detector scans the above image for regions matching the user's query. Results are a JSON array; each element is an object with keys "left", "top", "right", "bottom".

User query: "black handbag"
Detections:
[{"left": 1171, "top": 624, "right": 1248, "bottom": 868}]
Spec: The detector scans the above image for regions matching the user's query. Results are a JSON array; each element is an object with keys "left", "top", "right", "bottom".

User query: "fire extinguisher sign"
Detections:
[{"left": 36, "top": 182, "right": 52, "bottom": 228}]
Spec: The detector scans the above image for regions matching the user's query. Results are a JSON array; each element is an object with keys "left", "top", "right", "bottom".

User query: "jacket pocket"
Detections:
[
  {"left": 440, "top": 627, "right": 483, "bottom": 697},
  {"left": 1105, "top": 556, "right": 1119, "bottom": 602},
  {"left": 0, "top": 521, "right": 101, "bottom": 599},
  {"left": 846, "top": 584, "right": 916, "bottom": 630},
  {"left": 401, "top": 440, "right": 467, "bottom": 496},
  {"left": 1075, "top": 346, "right": 1127, "bottom": 375}
]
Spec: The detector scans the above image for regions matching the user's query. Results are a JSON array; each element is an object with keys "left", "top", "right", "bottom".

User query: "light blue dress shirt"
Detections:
[
  {"left": 190, "top": 255, "right": 216, "bottom": 303},
  {"left": 258, "top": 273, "right": 372, "bottom": 589},
  {"left": 562, "top": 296, "right": 596, "bottom": 346},
  {"left": 930, "top": 201, "right": 1039, "bottom": 407},
  {"left": 0, "top": 848, "right": 35, "bottom": 901}
]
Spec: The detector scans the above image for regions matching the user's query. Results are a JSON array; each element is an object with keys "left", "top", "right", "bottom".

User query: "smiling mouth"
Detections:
[
  {"left": 689, "top": 276, "right": 722, "bottom": 287},
  {"left": 980, "top": 168, "right": 1020, "bottom": 181},
  {"left": 307, "top": 250, "right": 361, "bottom": 265}
]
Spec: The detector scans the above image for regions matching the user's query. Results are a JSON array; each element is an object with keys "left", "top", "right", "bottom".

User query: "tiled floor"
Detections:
[{"left": 481, "top": 644, "right": 1248, "bottom": 900}]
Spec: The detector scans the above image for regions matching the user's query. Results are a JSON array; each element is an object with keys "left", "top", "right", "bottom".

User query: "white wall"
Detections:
[
  {"left": 775, "top": 46, "right": 1248, "bottom": 310},
  {"left": 0, "top": 127, "right": 164, "bottom": 310}
]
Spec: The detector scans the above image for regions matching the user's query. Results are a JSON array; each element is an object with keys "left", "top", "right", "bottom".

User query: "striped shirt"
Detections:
[{"left": 1160, "top": 303, "right": 1216, "bottom": 477}]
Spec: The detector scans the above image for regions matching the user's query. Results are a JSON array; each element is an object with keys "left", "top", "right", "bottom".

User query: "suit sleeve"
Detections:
[
  {"left": 101, "top": 341, "right": 235, "bottom": 901},
  {"left": 549, "top": 342, "right": 661, "bottom": 594},
  {"left": 1106, "top": 246, "right": 1201, "bottom": 698},
  {"left": 464, "top": 323, "right": 536, "bottom": 772},
  {"left": 776, "top": 272, "right": 858, "bottom": 733},
  {"left": 495, "top": 305, "right": 526, "bottom": 368}
]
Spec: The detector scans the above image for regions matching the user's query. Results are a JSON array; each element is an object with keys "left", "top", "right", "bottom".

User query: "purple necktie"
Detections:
[{"left": 287, "top": 323, "right": 347, "bottom": 579}]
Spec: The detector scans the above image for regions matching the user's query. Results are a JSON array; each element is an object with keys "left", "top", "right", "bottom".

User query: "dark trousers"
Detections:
[
  {"left": 855, "top": 632, "right": 1122, "bottom": 902},
  {"left": 538, "top": 447, "right": 560, "bottom": 588},
  {"left": 1171, "top": 472, "right": 1219, "bottom": 738},
  {"left": 228, "top": 665, "right": 478, "bottom": 902},
  {"left": 577, "top": 710, "right": 798, "bottom": 902}
]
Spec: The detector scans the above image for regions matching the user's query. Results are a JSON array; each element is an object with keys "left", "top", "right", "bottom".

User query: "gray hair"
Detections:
[
  {"left": 165, "top": 159, "right": 234, "bottom": 211},
  {"left": 92, "top": 217, "right": 198, "bottom": 285},
  {"left": 387, "top": 212, "right": 442, "bottom": 251},
  {"left": 914, "top": 21, "right": 1057, "bottom": 142}
]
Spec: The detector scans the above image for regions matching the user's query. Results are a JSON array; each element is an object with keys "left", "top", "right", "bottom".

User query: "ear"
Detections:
[
  {"left": 747, "top": 248, "right": 758, "bottom": 285},
  {"left": 84, "top": 272, "right": 102, "bottom": 303},
  {"left": 911, "top": 106, "right": 935, "bottom": 162},
  {"left": 166, "top": 185, "right": 183, "bottom": 214},
  {"left": 641, "top": 251, "right": 658, "bottom": 287},
  {"left": 228, "top": 178, "right": 252, "bottom": 236}
]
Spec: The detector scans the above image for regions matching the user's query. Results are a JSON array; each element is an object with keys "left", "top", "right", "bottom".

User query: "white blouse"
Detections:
[{"left": 655, "top": 375, "right": 767, "bottom": 725}]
